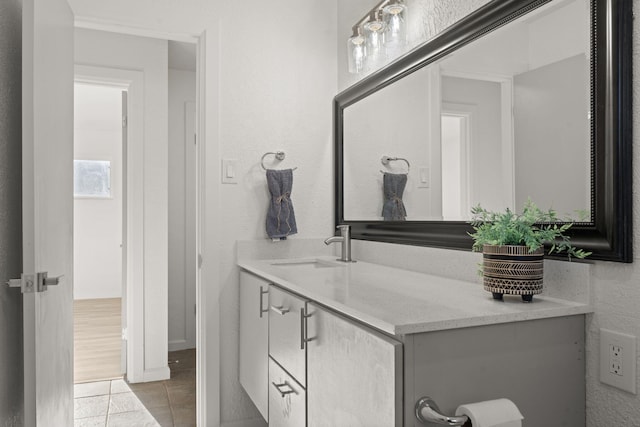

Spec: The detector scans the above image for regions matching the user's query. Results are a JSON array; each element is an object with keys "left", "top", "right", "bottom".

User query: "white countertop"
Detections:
[{"left": 238, "top": 256, "right": 592, "bottom": 336}]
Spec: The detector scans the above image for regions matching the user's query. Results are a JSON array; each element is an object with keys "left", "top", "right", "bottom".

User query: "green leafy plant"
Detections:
[{"left": 469, "top": 199, "right": 591, "bottom": 259}]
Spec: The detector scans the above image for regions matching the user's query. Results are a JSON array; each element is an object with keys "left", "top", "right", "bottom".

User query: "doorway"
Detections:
[
  {"left": 73, "top": 83, "right": 125, "bottom": 384},
  {"left": 71, "top": 37, "right": 200, "bottom": 426},
  {"left": 441, "top": 112, "right": 470, "bottom": 220}
]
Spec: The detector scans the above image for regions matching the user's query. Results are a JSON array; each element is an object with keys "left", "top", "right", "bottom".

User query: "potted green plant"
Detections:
[{"left": 469, "top": 200, "right": 590, "bottom": 302}]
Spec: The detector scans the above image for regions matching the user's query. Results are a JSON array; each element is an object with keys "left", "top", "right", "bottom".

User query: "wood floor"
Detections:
[{"left": 74, "top": 298, "right": 122, "bottom": 384}]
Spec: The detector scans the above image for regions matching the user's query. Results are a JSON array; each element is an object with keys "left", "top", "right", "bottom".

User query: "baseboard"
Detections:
[
  {"left": 221, "top": 418, "right": 267, "bottom": 427},
  {"left": 142, "top": 366, "right": 170, "bottom": 382},
  {"left": 168, "top": 339, "right": 189, "bottom": 352}
]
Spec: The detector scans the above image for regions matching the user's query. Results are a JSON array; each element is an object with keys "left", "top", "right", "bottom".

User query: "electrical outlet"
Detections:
[
  {"left": 600, "top": 328, "right": 636, "bottom": 394},
  {"left": 610, "top": 358, "right": 623, "bottom": 376},
  {"left": 611, "top": 344, "right": 622, "bottom": 358},
  {"left": 610, "top": 344, "right": 623, "bottom": 376}
]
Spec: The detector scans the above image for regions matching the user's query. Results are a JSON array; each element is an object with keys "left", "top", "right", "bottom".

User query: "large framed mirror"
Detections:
[{"left": 334, "top": 0, "right": 632, "bottom": 262}]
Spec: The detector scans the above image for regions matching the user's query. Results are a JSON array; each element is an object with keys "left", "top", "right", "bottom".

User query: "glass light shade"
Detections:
[
  {"left": 363, "top": 18, "right": 386, "bottom": 70},
  {"left": 383, "top": 3, "right": 407, "bottom": 58},
  {"left": 347, "top": 34, "right": 366, "bottom": 74}
]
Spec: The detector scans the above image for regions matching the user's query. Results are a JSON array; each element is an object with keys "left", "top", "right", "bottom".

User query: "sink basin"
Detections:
[{"left": 270, "top": 259, "right": 342, "bottom": 269}]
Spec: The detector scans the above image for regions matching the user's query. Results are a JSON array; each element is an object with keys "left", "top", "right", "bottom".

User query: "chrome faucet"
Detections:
[{"left": 324, "top": 225, "right": 355, "bottom": 262}]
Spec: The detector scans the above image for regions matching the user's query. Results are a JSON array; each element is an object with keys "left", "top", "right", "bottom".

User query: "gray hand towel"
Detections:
[
  {"left": 382, "top": 172, "right": 407, "bottom": 221},
  {"left": 266, "top": 169, "right": 298, "bottom": 239}
]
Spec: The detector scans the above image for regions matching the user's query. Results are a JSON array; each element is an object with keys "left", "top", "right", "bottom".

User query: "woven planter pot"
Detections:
[{"left": 482, "top": 244, "right": 544, "bottom": 302}]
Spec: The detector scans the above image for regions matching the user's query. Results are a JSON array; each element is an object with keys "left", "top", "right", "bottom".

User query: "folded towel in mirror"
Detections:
[{"left": 382, "top": 172, "right": 407, "bottom": 221}]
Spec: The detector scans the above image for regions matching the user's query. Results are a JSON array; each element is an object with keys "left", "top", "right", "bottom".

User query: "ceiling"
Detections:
[{"left": 168, "top": 40, "right": 196, "bottom": 72}]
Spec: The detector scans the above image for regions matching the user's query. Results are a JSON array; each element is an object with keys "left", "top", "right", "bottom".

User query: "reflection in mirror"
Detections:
[{"left": 343, "top": 0, "right": 591, "bottom": 222}]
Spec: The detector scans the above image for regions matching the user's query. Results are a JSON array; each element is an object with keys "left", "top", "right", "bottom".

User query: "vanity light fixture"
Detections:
[{"left": 347, "top": 0, "right": 408, "bottom": 74}]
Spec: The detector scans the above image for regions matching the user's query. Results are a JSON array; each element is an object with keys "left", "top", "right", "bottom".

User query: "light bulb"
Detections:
[
  {"left": 347, "top": 33, "right": 366, "bottom": 74},
  {"left": 383, "top": 3, "right": 407, "bottom": 59},
  {"left": 363, "top": 16, "right": 386, "bottom": 71}
]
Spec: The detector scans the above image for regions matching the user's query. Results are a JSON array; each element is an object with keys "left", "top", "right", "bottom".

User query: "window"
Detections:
[{"left": 74, "top": 160, "right": 111, "bottom": 198}]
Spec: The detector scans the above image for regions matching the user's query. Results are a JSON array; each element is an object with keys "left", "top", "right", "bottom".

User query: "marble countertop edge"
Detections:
[{"left": 238, "top": 257, "right": 593, "bottom": 337}]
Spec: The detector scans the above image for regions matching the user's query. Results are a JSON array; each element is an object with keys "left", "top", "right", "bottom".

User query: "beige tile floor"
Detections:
[{"left": 74, "top": 349, "right": 196, "bottom": 427}]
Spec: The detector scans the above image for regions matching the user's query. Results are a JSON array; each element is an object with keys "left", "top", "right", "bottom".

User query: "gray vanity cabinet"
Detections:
[
  {"left": 306, "top": 302, "right": 403, "bottom": 427},
  {"left": 239, "top": 271, "right": 269, "bottom": 420},
  {"left": 402, "top": 316, "right": 586, "bottom": 426}
]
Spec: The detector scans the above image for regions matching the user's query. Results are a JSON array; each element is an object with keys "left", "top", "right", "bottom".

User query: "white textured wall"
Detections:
[
  {"left": 215, "top": 0, "right": 337, "bottom": 422},
  {"left": 75, "top": 28, "right": 170, "bottom": 380},
  {"left": 0, "top": 0, "right": 24, "bottom": 425},
  {"left": 73, "top": 84, "right": 123, "bottom": 300}
]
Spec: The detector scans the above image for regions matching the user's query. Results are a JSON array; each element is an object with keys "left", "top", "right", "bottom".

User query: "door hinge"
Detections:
[
  {"left": 122, "top": 327, "right": 128, "bottom": 340},
  {"left": 6, "top": 272, "right": 61, "bottom": 293},
  {"left": 122, "top": 115, "right": 128, "bottom": 128},
  {"left": 198, "top": 254, "right": 203, "bottom": 268}
]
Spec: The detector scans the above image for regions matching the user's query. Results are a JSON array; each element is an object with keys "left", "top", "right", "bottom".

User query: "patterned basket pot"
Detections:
[{"left": 482, "top": 244, "right": 544, "bottom": 302}]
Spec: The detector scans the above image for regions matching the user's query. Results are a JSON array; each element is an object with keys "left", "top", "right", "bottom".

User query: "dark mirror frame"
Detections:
[{"left": 334, "top": 0, "right": 632, "bottom": 262}]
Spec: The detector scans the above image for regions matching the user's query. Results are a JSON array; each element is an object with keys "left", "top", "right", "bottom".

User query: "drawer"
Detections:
[
  {"left": 269, "top": 286, "right": 307, "bottom": 386},
  {"left": 269, "top": 357, "right": 306, "bottom": 427}
]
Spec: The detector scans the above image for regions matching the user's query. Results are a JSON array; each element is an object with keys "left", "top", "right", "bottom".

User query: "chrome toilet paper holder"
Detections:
[{"left": 415, "top": 397, "right": 470, "bottom": 426}]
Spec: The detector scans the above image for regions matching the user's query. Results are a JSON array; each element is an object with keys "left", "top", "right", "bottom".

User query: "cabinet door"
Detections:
[
  {"left": 269, "top": 286, "right": 307, "bottom": 387},
  {"left": 269, "top": 357, "right": 306, "bottom": 427},
  {"left": 306, "top": 303, "right": 403, "bottom": 427},
  {"left": 239, "top": 271, "right": 269, "bottom": 420}
]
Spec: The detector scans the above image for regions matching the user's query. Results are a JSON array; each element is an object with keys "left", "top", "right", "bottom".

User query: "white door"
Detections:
[{"left": 22, "top": 0, "right": 74, "bottom": 425}]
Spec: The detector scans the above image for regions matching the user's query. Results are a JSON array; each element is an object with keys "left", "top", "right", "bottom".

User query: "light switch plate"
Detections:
[
  {"left": 600, "top": 328, "right": 636, "bottom": 394},
  {"left": 417, "top": 167, "right": 430, "bottom": 188},
  {"left": 222, "top": 159, "right": 238, "bottom": 184}
]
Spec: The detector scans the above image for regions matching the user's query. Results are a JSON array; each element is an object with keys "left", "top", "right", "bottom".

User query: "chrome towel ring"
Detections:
[
  {"left": 380, "top": 155, "right": 410, "bottom": 173},
  {"left": 261, "top": 151, "right": 298, "bottom": 171}
]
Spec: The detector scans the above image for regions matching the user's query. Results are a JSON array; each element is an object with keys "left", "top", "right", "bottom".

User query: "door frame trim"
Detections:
[
  {"left": 75, "top": 28, "right": 212, "bottom": 424},
  {"left": 194, "top": 32, "right": 209, "bottom": 427}
]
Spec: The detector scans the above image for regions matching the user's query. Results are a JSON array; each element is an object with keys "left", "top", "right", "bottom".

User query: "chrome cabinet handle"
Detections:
[
  {"left": 300, "top": 307, "right": 313, "bottom": 350},
  {"left": 300, "top": 308, "right": 305, "bottom": 350},
  {"left": 259, "top": 286, "right": 269, "bottom": 318},
  {"left": 271, "top": 381, "right": 296, "bottom": 398},
  {"left": 270, "top": 305, "right": 290, "bottom": 315}
]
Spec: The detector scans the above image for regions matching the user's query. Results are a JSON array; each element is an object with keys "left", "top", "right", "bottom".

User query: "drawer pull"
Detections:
[
  {"left": 270, "top": 305, "right": 290, "bottom": 315},
  {"left": 271, "top": 381, "right": 296, "bottom": 397},
  {"left": 301, "top": 308, "right": 313, "bottom": 350},
  {"left": 300, "top": 308, "right": 305, "bottom": 349},
  {"left": 259, "top": 286, "right": 269, "bottom": 318}
]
